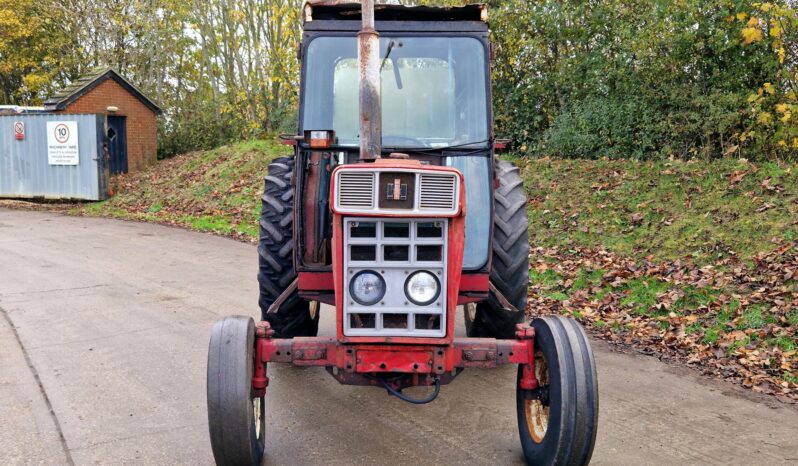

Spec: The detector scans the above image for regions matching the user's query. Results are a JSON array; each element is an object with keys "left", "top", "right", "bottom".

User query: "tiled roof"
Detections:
[{"left": 44, "top": 67, "right": 162, "bottom": 115}]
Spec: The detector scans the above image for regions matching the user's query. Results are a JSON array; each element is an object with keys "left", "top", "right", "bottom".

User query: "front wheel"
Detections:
[
  {"left": 207, "top": 316, "right": 265, "bottom": 465},
  {"left": 517, "top": 316, "right": 598, "bottom": 465}
]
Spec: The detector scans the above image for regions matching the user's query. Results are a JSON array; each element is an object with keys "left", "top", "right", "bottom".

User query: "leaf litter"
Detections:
[{"left": 527, "top": 244, "right": 798, "bottom": 403}]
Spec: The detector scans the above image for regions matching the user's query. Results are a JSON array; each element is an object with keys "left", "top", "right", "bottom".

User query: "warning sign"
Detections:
[
  {"left": 14, "top": 121, "right": 24, "bottom": 140},
  {"left": 47, "top": 121, "right": 79, "bottom": 165}
]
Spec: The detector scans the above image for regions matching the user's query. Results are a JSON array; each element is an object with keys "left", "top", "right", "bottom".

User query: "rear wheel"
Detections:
[
  {"left": 257, "top": 156, "right": 319, "bottom": 338},
  {"left": 516, "top": 316, "right": 599, "bottom": 465},
  {"left": 467, "top": 159, "right": 530, "bottom": 339},
  {"left": 207, "top": 316, "right": 265, "bottom": 466}
]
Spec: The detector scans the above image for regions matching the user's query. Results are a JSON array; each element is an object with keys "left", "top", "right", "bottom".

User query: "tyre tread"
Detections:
[
  {"left": 517, "top": 316, "right": 599, "bottom": 466},
  {"left": 257, "top": 156, "right": 318, "bottom": 338},
  {"left": 470, "top": 159, "right": 530, "bottom": 339},
  {"left": 207, "top": 316, "right": 262, "bottom": 465}
]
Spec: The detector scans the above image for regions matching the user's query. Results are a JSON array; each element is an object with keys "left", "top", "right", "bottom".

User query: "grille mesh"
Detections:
[
  {"left": 419, "top": 174, "right": 456, "bottom": 210},
  {"left": 344, "top": 218, "right": 447, "bottom": 338},
  {"left": 338, "top": 172, "right": 375, "bottom": 208}
]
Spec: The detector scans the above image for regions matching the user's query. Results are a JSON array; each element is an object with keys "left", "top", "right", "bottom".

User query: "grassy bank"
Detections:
[
  {"left": 76, "top": 140, "right": 290, "bottom": 240},
  {"left": 69, "top": 141, "right": 796, "bottom": 400},
  {"left": 519, "top": 157, "right": 798, "bottom": 265},
  {"left": 519, "top": 157, "right": 797, "bottom": 400}
]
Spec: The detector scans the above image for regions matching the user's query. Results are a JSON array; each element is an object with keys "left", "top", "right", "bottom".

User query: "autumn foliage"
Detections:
[
  {"left": 2, "top": 0, "right": 796, "bottom": 161},
  {"left": 486, "top": 0, "right": 798, "bottom": 161},
  {"left": 738, "top": 2, "right": 798, "bottom": 158}
]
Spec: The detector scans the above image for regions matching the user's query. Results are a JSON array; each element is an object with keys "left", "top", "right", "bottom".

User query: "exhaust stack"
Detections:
[{"left": 358, "top": 0, "right": 381, "bottom": 160}]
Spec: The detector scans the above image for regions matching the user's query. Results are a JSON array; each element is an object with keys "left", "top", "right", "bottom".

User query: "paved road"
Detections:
[{"left": 1, "top": 210, "right": 797, "bottom": 465}]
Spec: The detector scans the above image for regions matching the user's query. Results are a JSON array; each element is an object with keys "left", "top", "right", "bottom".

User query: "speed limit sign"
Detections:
[{"left": 46, "top": 121, "right": 80, "bottom": 165}]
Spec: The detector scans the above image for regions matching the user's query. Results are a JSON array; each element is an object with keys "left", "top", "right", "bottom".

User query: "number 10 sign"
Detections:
[{"left": 47, "top": 121, "right": 80, "bottom": 166}]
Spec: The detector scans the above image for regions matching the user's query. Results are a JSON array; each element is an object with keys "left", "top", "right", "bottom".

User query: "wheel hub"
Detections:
[
  {"left": 253, "top": 397, "right": 262, "bottom": 439},
  {"left": 524, "top": 350, "right": 550, "bottom": 443}
]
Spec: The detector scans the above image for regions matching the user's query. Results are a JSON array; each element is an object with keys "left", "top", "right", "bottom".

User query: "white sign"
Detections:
[{"left": 47, "top": 121, "right": 80, "bottom": 165}]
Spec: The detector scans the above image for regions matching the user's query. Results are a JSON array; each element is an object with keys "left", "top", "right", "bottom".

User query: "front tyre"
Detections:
[
  {"left": 207, "top": 316, "right": 265, "bottom": 466},
  {"left": 517, "top": 316, "right": 598, "bottom": 465}
]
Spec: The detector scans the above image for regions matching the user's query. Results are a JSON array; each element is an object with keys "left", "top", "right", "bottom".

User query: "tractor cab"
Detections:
[
  {"left": 295, "top": 2, "right": 494, "bottom": 286},
  {"left": 206, "top": 3, "right": 599, "bottom": 465}
]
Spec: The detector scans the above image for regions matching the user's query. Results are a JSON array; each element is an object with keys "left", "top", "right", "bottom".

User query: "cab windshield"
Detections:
[{"left": 302, "top": 36, "right": 489, "bottom": 149}]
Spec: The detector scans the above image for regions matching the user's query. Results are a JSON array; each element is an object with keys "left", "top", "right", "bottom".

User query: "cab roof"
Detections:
[{"left": 303, "top": 1, "right": 488, "bottom": 23}]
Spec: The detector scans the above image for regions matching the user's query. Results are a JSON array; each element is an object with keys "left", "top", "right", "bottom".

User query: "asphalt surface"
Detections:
[{"left": 1, "top": 209, "right": 797, "bottom": 466}]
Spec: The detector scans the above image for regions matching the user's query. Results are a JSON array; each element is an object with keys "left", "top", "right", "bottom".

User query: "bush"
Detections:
[
  {"left": 543, "top": 96, "right": 661, "bottom": 159},
  {"left": 158, "top": 100, "right": 297, "bottom": 160},
  {"left": 488, "top": 0, "right": 795, "bottom": 161}
]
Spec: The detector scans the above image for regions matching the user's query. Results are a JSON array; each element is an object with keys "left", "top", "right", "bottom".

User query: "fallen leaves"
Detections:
[
  {"left": 629, "top": 212, "right": 645, "bottom": 225},
  {"left": 757, "top": 202, "right": 776, "bottom": 212},
  {"left": 22, "top": 149, "right": 798, "bottom": 404},
  {"left": 527, "top": 244, "right": 798, "bottom": 403},
  {"left": 729, "top": 169, "right": 747, "bottom": 185}
]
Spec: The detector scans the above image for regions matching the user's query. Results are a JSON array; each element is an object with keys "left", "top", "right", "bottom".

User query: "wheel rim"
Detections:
[
  {"left": 309, "top": 300, "right": 319, "bottom": 320},
  {"left": 524, "top": 350, "right": 550, "bottom": 443},
  {"left": 253, "top": 396, "right": 263, "bottom": 440},
  {"left": 465, "top": 303, "right": 476, "bottom": 323}
]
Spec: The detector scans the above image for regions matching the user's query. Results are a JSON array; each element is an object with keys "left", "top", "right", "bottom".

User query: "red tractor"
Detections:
[{"left": 207, "top": 2, "right": 598, "bottom": 464}]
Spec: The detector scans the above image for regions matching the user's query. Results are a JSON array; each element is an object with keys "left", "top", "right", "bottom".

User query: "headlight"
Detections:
[
  {"left": 349, "top": 270, "right": 386, "bottom": 306},
  {"left": 404, "top": 271, "right": 441, "bottom": 306}
]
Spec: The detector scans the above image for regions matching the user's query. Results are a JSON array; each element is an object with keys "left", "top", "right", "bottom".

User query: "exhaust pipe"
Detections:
[{"left": 358, "top": 0, "right": 381, "bottom": 160}]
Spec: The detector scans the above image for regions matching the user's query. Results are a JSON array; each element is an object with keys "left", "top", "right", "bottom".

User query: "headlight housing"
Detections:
[
  {"left": 404, "top": 271, "right": 441, "bottom": 306},
  {"left": 349, "top": 270, "right": 386, "bottom": 306}
]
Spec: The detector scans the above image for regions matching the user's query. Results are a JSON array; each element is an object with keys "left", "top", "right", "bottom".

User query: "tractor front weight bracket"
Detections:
[
  {"left": 516, "top": 323, "right": 538, "bottom": 390},
  {"left": 252, "top": 321, "right": 274, "bottom": 396},
  {"left": 252, "top": 321, "right": 537, "bottom": 391}
]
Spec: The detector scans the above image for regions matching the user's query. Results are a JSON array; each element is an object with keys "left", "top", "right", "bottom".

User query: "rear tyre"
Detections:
[
  {"left": 257, "top": 156, "right": 319, "bottom": 338},
  {"left": 207, "top": 316, "right": 265, "bottom": 466},
  {"left": 467, "top": 159, "right": 530, "bottom": 339},
  {"left": 516, "top": 316, "right": 598, "bottom": 466}
]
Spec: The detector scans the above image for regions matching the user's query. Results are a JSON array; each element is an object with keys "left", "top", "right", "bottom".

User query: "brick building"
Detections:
[{"left": 44, "top": 68, "right": 162, "bottom": 173}]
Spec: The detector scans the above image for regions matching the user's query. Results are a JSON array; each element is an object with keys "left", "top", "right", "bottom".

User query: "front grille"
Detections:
[
  {"left": 338, "top": 172, "right": 375, "bottom": 208},
  {"left": 343, "top": 218, "right": 447, "bottom": 337},
  {"left": 419, "top": 173, "right": 456, "bottom": 210},
  {"left": 334, "top": 168, "right": 460, "bottom": 216}
]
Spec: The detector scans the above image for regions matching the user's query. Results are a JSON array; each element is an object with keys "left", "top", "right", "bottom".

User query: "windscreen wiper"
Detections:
[
  {"left": 380, "top": 40, "right": 396, "bottom": 70},
  {"left": 380, "top": 40, "right": 403, "bottom": 89}
]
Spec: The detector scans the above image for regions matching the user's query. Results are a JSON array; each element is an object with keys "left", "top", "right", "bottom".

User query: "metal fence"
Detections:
[{"left": 0, "top": 114, "right": 108, "bottom": 201}]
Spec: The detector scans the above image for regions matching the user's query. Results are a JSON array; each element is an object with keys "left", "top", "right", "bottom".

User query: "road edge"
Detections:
[{"left": 0, "top": 305, "right": 75, "bottom": 466}]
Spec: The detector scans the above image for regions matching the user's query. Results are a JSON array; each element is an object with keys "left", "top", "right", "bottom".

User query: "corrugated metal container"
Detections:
[{"left": 0, "top": 114, "right": 108, "bottom": 201}]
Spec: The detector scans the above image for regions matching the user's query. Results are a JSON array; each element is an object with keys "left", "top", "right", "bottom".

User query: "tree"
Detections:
[
  {"left": 194, "top": 0, "right": 302, "bottom": 132},
  {"left": 738, "top": 1, "right": 798, "bottom": 157},
  {"left": 0, "top": 0, "right": 77, "bottom": 104},
  {"left": 488, "top": 0, "right": 787, "bottom": 160},
  {"left": 4, "top": 0, "right": 794, "bottom": 161}
]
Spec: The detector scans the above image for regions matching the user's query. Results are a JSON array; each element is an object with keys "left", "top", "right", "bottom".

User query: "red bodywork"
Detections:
[
  {"left": 254, "top": 322, "right": 537, "bottom": 393},
  {"left": 330, "top": 159, "right": 465, "bottom": 345},
  {"left": 256, "top": 159, "right": 536, "bottom": 391}
]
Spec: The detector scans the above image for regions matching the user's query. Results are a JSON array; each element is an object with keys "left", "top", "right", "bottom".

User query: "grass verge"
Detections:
[{"left": 518, "top": 157, "right": 798, "bottom": 265}]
